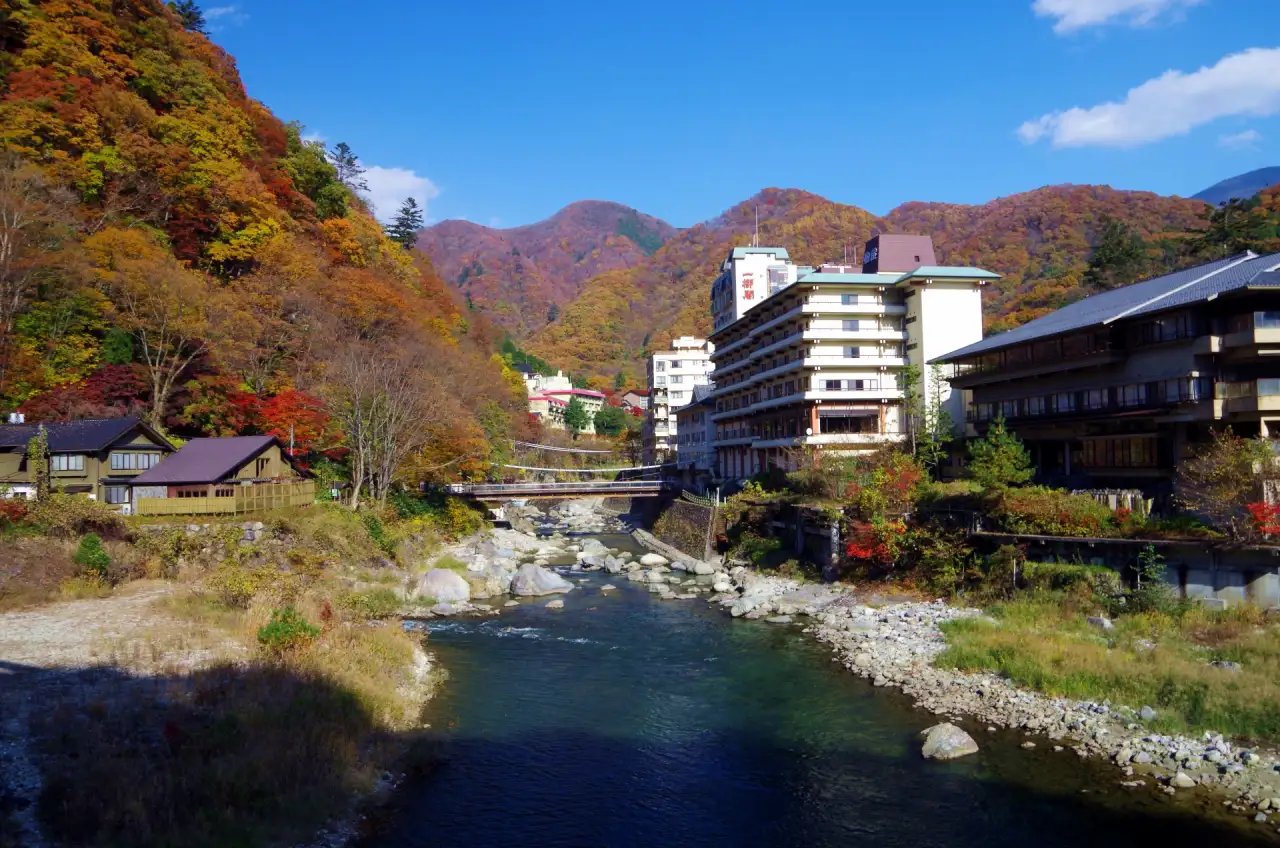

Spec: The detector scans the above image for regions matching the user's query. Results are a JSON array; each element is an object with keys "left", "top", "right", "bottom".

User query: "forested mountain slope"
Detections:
[
  {"left": 0, "top": 0, "right": 526, "bottom": 478},
  {"left": 416, "top": 201, "right": 675, "bottom": 337}
]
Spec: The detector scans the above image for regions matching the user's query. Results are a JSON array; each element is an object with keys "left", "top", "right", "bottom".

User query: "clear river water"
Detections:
[{"left": 362, "top": 534, "right": 1269, "bottom": 848}]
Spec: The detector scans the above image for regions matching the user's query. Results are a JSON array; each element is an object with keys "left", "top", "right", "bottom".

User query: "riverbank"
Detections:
[{"left": 626, "top": 530, "right": 1280, "bottom": 835}]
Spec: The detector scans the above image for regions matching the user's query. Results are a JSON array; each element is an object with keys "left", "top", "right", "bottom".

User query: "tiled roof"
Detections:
[
  {"left": 0, "top": 416, "right": 171, "bottom": 453},
  {"left": 935, "top": 251, "right": 1280, "bottom": 362},
  {"left": 131, "top": 436, "right": 286, "bottom": 485}
]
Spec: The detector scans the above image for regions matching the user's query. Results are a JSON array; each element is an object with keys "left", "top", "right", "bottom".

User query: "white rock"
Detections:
[
  {"left": 413, "top": 569, "right": 471, "bottom": 603},
  {"left": 509, "top": 563, "right": 574, "bottom": 596},
  {"left": 1171, "top": 772, "right": 1197, "bottom": 789},
  {"left": 545, "top": 599, "right": 565, "bottom": 610},
  {"left": 639, "top": 553, "right": 669, "bottom": 567},
  {"left": 921, "top": 723, "right": 980, "bottom": 761}
]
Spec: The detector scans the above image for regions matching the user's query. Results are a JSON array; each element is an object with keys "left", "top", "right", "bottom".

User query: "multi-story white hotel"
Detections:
[
  {"left": 643, "top": 337, "right": 715, "bottom": 462},
  {"left": 708, "top": 234, "right": 999, "bottom": 479}
]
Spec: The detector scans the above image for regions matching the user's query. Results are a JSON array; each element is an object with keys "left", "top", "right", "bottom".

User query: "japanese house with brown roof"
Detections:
[
  {"left": 128, "top": 435, "right": 314, "bottom": 516},
  {"left": 0, "top": 416, "right": 174, "bottom": 508}
]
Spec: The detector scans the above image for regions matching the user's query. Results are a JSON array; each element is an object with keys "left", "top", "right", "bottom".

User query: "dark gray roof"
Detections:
[
  {"left": 131, "top": 436, "right": 283, "bottom": 485},
  {"left": 936, "top": 251, "right": 1280, "bottom": 361},
  {"left": 0, "top": 416, "right": 172, "bottom": 453}
]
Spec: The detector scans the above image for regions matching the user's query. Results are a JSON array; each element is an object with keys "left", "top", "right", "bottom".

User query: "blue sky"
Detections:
[{"left": 210, "top": 0, "right": 1280, "bottom": 227}]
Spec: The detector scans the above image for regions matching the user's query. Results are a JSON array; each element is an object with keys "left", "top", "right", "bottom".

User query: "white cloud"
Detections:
[
  {"left": 204, "top": 4, "right": 248, "bottom": 29},
  {"left": 1017, "top": 48, "right": 1280, "bottom": 148},
  {"left": 1219, "top": 128, "right": 1263, "bottom": 150},
  {"left": 1032, "top": 0, "right": 1203, "bottom": 33},
  {"left": 362, "top": 165, "right": 440, "bottom": 223}
]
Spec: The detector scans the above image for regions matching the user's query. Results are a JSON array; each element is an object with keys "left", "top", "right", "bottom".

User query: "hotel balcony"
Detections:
[
  {"left": 1223, "top": 311, "right": 1280, "bottom": 354},
  {"left": 1218, "top": 379, "right": 1280, "bottom": 415}
]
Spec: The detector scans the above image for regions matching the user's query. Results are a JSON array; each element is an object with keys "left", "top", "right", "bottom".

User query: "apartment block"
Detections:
[
  {"left": 934, "top": 250, "right": 1280, "bottom": 500},
  {"left": 644, "top": 337, "right": 715, "bottom": 462},
  {"left": 709, "top": 235, "right": 998, "bottom": 479}
]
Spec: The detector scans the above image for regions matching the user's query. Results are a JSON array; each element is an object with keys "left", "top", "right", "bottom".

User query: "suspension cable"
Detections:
[{"left": 510, "top": 440, "right": 616, "bottom": 454}]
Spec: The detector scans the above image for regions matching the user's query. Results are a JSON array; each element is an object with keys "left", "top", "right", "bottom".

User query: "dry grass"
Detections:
[
  {"left": 937, "top": 596, "right": 1280, "bottom": 739},
  {"left": 25, "top": 549, "right": 438, "bottom": 847}
]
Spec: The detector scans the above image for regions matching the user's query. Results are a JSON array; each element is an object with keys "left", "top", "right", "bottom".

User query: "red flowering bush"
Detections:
[
  {"left": 0, "top": 499, "right": 30, "bottom": 527},
  {"left": 845, "top": 517, "right": 908, "bottom": 567}
]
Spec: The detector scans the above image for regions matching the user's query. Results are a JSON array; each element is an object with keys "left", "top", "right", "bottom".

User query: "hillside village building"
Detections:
[
  {"left": 643, "top": 337, "right": 715, "bottom": 462},
  {"left": 522, "top": 370, "right": 606, "bottom": 435},
  {"left": 935, "top": 250, "right": 1280, "bottom": 501},
  {"left": 708, "top": 235, "right": 998, "bottom": 479},
  {"left": 675, "top": 383, "right": 717, "bottom": 489}
]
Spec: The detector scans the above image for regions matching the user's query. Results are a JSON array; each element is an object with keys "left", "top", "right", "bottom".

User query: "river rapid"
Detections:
[{"left": 363, "top": 534, "right": 1268, "bottom": 848}]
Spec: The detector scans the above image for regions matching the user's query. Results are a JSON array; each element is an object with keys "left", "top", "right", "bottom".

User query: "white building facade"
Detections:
[
  {"left": 644, "top": 337, "right": 715, "bottom": 462},
  {"left": 708, "top": 235, "right": 998, "bottom": 479}
]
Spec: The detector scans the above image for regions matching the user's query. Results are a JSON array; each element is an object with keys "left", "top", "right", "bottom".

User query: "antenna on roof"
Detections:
[{"left": 753, "top": 206, "right": 759, "bottom": 248}]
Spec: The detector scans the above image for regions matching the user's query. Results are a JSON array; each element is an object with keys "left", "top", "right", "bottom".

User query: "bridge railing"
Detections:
[{"left": 446, "top": 480, "right": 673, "bottom": 496}]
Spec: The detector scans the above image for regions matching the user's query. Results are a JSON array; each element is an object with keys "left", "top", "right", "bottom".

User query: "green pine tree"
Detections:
[
  {"left": 328, "top": 142, "right": 368, "bottom": 194},
  {"left": 168, "top": 1, "right": 206, "bottom": 33},
  {"left": 1083, "top": 215, "right": 1148, "bottom": 292},
  {"left": 966, "top": 417, "right": 1034, "bottom": 491},
  {"left": 385, "top": 197, "right": 424, "bottom": 250}
]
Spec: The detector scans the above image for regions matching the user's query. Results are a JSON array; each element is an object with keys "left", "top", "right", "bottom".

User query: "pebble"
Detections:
[{"left": 1021, "top": 742, "right": 1037, "bottom": 750}]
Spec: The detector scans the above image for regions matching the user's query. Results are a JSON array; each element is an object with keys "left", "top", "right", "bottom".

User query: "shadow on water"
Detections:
[
  {"left": 362, "top": 571, "right": 1276, "bottom": 848},
  {"left": 371, "top": 730, "right": 1275, "bottom": 848}
]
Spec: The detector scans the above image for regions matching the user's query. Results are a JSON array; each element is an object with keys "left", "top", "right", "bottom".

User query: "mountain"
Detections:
[
  {"left": 1192, "top": 167, "right": 1280, "bottom": 206},
  {"left": 416, "top": 201, "right": 676, "bottom": 337},
  {"left": 518, "top": 186, "right": 1210, "bottom": 385},
  {"left": 0, "top": 0, "right": 526, "bottom": 469}
]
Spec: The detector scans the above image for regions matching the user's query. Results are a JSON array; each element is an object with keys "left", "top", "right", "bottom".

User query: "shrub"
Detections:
[
  {"left": 0, "top": 498, "right": 30, "bottom": 528},
  {"left": 205, "top": 560, "right": 271, "bottom": 608},
  {"left": 257, "top": 606, "right": 321, "bottom": 656},
  {"left": 966, "top": 416, "right": 1034, "bottom": 490},
  {"left": 735, "top": 533, "right": 782, "bottom": 567},
  {"left": 437, "top": 497, "right": 484, "bottom": 540},
  {"left": 990, "top": 486, "right": 1114, "bottom": 537},
  {"left": 28, "top": 494, "right": 127, "bottom": 539},
  {"left": 337, "top": 587, "right": 401, "bottom": 620},
  {"left": 1127, "top": 544, "right": 1182, "bottom": 615},
  {"left": 913, "top": 525, "right": 978, "bottom": 593},
  {"left": 361, "top": 512, "right": 396, "bottom": 556},
  {"left": 72, "top": 534, "right": 111, "bottom": 580}
]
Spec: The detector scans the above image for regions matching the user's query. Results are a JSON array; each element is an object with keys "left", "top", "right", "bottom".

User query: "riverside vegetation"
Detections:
[{"left": 0, "top": 488, "right": 493, "bottom": 848}]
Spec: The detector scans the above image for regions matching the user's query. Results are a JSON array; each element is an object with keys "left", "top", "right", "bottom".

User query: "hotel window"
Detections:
[
  {"left": 110, "top": 452, "right": 160, "bottom": 471},
  {"left": 104, "top": 486, "right": 129, "bottom": 505},
  {"left": 215, "top": 487, "right": 236, "bottom": 498},
  {"left": 50, "top": 455, "right": 85, "bottom": 472},
  {"left": 671, "top": 360, "right": 683, "bottom": 369},
  {"left": 1052, "top": 393, "right": 1076, "bottom": 414},
  {"left": 655, "top": 377, "right": 667, "bottom": 387},
  {"left": 1084, "top": 389, "right": 1106, "bottom": 410},
  {"left": 656, "top": 361, "right": 666, "bottom": 371},
  {"left": 844, "top": 346, "right": 861, "bottom": 358},
  {"left": 972, "top": 403, "right": 993, "bottom": 422},
  {"left": 1119, "top": 384, "right": 1147, "bottom": 408},
  {"left": 1026, "top": 396, "right": 1046, "bottom": 416},
  {"left": 1000, "top": 400, "right": 1018, "bottom": 419},
  {"left": 670, "top": 375, "right": 684, "bottom": 384},
  {"left": 842, "top": 319, "right": 872, "bottom": 331}
]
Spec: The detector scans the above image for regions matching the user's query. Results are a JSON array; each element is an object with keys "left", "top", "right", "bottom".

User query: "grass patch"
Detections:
[
  {"left": 432, "top": 553, "right": 470, "bottom": 573},
  {"left": 936, "top": 595, "right": 1280, "bottom": 739}
]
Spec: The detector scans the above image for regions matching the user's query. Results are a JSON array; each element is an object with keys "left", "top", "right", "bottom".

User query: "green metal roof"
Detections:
[
  {"left": 896, "top": 265, "right": 1001, "bottom": 281},
  {"left": 795, "top": 272, "right": 891, "bottom": 284},
  {"left": 730, "top": 247, "right": 790, "bottom": 260}
]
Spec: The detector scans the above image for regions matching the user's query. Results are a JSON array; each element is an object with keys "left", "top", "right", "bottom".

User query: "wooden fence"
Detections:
[{"left": 135, "top": 481, "right": 316, "bottom": 516}]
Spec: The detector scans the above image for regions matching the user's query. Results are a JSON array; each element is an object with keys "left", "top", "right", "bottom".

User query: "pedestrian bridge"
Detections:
[{"left": 445, "top": 479, "right": 673, "bottom": 501}]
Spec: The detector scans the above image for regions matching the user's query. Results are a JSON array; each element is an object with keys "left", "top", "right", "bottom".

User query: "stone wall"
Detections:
[{"left": 652, "top": 501, "right": 716, "bottom": 562}]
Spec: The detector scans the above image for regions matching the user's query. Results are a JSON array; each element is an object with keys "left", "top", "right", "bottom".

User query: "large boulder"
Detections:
[
  {"left": 639, "top": 552, "right": 669, "bottom": 567},
  {"left": 643, "top": 569, "right": 668, "bottom": 584},
  {"left": 920, "top": 723, "right": 979, "bottom": 761},
  {"left": 580, "top": 537, "right": 609, "bottom": 556},
  {"left": 691, "top": 561, "right": 717, "bottom": 576},
  {"left": 413, "top": 569, "right": 471, "bottom": 603},
  {"left": 510, "top": 563, "right": 574, "bottom": 596}
]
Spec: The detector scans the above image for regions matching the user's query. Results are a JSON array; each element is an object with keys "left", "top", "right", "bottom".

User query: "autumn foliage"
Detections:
[{"left": 0, "top": 0, "right": 527, "bottom": 488}]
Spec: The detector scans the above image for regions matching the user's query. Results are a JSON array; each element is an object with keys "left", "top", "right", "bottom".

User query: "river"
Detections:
[{"left": 363, "top": 534, "right": 1269, "bottom": 847}]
